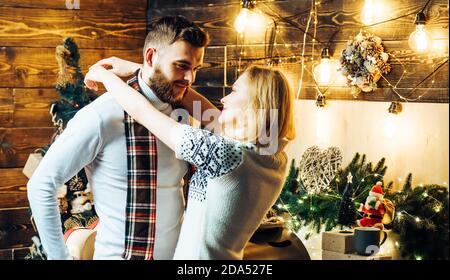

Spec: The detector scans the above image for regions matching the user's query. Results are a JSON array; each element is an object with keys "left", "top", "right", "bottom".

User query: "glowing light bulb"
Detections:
[
  {"left": 234, "top": 8, "right": 249, "bottom": 34},
  {"left": 313, "top": 58, "right": 336, "bottom": 86},
  {"left": 415, "top": 217, "right": 421, "bottom": 222},
  {"left": 234, "top": 1, "right": 269, "bottom": 36},
  {"left": 313, "top": 48, "right": 339, "bottom": 86},
  {"left": 361, "top": 0, "right": 376, "bottom": 25},
  {"left": 361, "top": 0, "right": 386, "bottom": 25},
  {"left": 409, "top": 25, "right": 432, "bottom": 53},
  {"left": 409, "top": 13, "right": 432, "bottom": 53},
  {"left": 434, "top": 205, "right": 442, "bottom": 213}
]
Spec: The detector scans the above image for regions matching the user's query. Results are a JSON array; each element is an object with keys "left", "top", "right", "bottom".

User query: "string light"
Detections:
[
  {"left": 360, "top": 0, "right": 386, "bottom": 25},
  {"left": 392, "top": 187, "right": 445, "bottom": 226},
  {"left": 409, "top": 12, "right": 433, "bottom": 54},
  {"left": 316, "top": 93, "right": 326, "bottom": 107},
  {"left": 232, "top": 0, "right": 448, "bottom": 108},
  {"left": 313, "top": 48, "right": 340, "bottom": 87},
  {"left": 234, "top": 0, "right": 253, "bottom": 34},
  {"left": 234, "top": 0, "right": 269, "bottom": 35},
  {"left": 388, "top": 101, "right": 402, "bottom": 114},
  {"left": 296, "top": 0, "right": 315, "bottom": 99},
  {"left": 381, "top": 57, "right": 448, "bottom": 102}
]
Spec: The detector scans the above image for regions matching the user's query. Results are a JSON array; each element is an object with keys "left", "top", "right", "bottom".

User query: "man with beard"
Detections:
[{"left": 27, "top": 16, "right": 209, "bottom": 260}]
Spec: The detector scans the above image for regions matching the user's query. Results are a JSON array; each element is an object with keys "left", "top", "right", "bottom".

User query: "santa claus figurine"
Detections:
[{"left": 357, "top": 182, "right": 386, "bottom": 229}]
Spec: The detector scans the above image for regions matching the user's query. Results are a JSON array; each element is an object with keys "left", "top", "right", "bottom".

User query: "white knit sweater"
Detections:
[
  {"left": 27, "top": 74, "right": 187, "bottom": 260},
  {"left": 172, "top": 125, "right": 288, "bottom": 260}
]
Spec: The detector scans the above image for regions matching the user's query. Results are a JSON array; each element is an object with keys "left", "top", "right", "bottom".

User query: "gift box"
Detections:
[
  {"left": 23, "top": 153, "right": 43, "bottom": 179},
  {"left": 322, "top": 249, "right": 392, "bottom": 260},
  {"left": 322, "top": 230, "right": 355, "bottom": 254}
]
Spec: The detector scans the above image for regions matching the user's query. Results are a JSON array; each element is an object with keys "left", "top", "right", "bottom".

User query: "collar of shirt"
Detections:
[{"left": 138, "top": 70, "right": 171, "bottom": 112}]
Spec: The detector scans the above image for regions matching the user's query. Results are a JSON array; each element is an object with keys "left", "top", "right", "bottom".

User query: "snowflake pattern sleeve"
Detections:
[{"left": 174, "top": 125, "right": 244, "bottom": 179}]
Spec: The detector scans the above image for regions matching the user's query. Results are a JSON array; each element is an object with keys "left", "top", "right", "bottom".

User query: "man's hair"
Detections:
[{"left": 144, "top": 15, "right": 210, "bottom": 54}]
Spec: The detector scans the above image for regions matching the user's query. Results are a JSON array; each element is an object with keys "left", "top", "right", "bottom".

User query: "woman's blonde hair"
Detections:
[{"left": 244, "top": 65, "right": 296, "bottom": 141}]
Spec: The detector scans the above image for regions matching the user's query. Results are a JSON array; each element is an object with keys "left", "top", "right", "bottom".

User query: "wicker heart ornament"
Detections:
[{"left": 299, "top": 146, "right": 343, "bottom": 194}]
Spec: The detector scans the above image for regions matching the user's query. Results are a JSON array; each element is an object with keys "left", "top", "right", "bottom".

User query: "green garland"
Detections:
[
  {"left": 274, "top": 152, "right": 449, "bottom": 260},
  {"left": 386, "top": 184, "right": 449, "bottom": 260},
  {"left": 275, "top": 153, "right": 387, "bottom": 238}
]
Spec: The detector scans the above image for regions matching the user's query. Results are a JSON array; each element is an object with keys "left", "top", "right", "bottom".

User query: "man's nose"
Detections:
[{"left": 184, "top": 69, "right": 195, "bottom": 84}]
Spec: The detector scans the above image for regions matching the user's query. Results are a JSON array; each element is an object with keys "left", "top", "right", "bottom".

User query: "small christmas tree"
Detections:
[
  {"left": 27, "top": 38, "right": 98, "bottom": 259},
  {"left": 52, "top": 37, "right": 96, "bottom": 128},
  {"left": 337, "top": 173, "right": 357, "bottom": 228},
  {"left": 283, "top": 159, "right": 300, "bottom": 193}
]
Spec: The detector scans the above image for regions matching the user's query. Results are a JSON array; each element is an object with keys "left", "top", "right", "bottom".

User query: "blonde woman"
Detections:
[{"left": 84, "top": 61, "right": 295, "bottom": 260}]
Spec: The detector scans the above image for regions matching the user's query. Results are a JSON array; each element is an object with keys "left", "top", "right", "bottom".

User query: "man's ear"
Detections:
[{"left": 144, "top": 47, "right": 157, "bottom": 67}]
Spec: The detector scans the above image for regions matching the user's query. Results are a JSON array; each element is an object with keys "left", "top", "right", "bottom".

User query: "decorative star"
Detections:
[{"left": 347, "top": 172, "right": 353, "bottom": 184}]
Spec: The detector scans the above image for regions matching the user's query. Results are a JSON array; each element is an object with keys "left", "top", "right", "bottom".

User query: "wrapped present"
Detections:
[
  {"left": 322, "top": 230, "right": 355, "bottom": 254},
  {"left": 322, "top": 250, "right": 392, "bottom": 260}
]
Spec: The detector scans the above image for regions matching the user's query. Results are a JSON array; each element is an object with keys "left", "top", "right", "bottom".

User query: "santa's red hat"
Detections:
[{"left": 369, "top": 181, "right": 384, "bottom": 198}]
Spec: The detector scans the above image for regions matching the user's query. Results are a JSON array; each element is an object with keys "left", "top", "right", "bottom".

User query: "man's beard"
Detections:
[{"left": 148, "top": 67, "right": 185, "bottom": 107}]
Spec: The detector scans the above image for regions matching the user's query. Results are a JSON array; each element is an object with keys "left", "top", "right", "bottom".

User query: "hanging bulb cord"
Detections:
[
  {"left": 260, "top": 1, "right": 327, "bottom": 47},
  {"left": 265, "top": 20, "right": 278, "bottom": 64},
  {"left": 324, "top": 27, "right": 340, "bottom": 51},
  {"left": 420, "top": 0, "right": 433, "bottom": 13}
]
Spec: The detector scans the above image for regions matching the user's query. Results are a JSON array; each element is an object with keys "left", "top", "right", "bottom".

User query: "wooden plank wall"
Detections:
[
  {"left": 0, "top": 0, "right": 147, "bottom": 259},
  {"left": 148, "top": 0, "right": 449, "bottom": 106}
]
